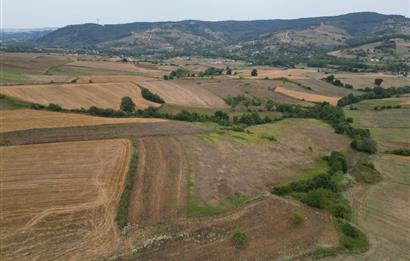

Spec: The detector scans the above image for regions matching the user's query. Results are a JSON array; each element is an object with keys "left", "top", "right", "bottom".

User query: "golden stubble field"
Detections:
[
  {"left": 0, "top": 82, "right": 160, "bottom": 110},
  {"left": 0, "top": 109, "right": 166, "bottom": 132},
  {"left": 0, "top": 139, "right": 131, "bottom": 260}
]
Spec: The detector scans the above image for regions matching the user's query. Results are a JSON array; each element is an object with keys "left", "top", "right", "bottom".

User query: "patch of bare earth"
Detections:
[
  {"left": 0, "top": 82, "right": 160, "bottom": 110},
  {"left": 129, "top": 196, "right": 338, "bottom": 260},
  {"left": 0, "top": 139, "right": 131, "bottom": 260},
  {"left": 0, "top": 109, "right": 166, "bottom": 132},
  {"left": 128, "top": 136, "right": 187, "bottom": 226}
]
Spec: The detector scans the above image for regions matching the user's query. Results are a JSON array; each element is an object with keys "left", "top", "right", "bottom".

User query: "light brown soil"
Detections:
[
  {"left": 0, "top": 52, "right": 73, "bottom": 73},
  {"left": 0, "top": 139, "right": 131, "bottom": 260},
  {"left": 0, "top": 109, "right": 166, "bottom": 132},
  {"left": 128, "top": 136, "right": 187, "bottom": 225},
  {"left": 275, "top": 86, "right": 340, "bottom": 105},
  {"left": 76, "top": 75, "right": 155, "bottom": 84},
  {"left": 0, "top": 82, "right": 160, "bottom": 110},
  {"left": 68, "top": 61, "right": 170, "bottom": 77},
  {"left": 239, "top": 68, "right": 323, "bottom": 79},
  {"left": 128, "top": 196, "right": 338, "bottom": 260},
  {"left": 139, "top": 80, "right": 228, "bottom": 107}
]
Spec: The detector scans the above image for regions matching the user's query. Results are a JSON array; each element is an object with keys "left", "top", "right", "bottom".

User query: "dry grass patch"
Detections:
[
  {"left": 0, "top": 109, "right": 166, "bottom": 132},
  {"left": 0, "top": 139, "right": 131, "bottom": 260}
]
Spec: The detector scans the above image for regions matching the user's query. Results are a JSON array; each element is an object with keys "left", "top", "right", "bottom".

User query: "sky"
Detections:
[{"left": 2, "top": 0, "right": 409, "bottom": 29}]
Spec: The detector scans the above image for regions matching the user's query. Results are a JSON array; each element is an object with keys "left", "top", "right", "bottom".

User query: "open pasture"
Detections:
[
  {"left": 0, "top": 139, "right": 131, "bottom": 260},
  {"left": 0, "top": 82, "right": 160, "bottom": 110}
]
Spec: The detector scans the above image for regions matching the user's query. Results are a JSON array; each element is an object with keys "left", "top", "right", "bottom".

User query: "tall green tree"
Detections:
[{"left": 120, "top": 96, "right": 136, "bottom": 112}]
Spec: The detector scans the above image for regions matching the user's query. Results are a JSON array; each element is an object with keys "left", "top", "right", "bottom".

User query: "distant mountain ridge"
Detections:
[{"left": 34, "top": 12, "right": 410, "bottom": 58}]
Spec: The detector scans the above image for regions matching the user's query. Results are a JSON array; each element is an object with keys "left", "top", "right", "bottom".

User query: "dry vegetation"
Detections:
[
  {"left": 0, "top": 82, "right": 160, "bottom": 110},
  {"left": 0, "top": 109, "right": 166, "bottom": 132},
  {"left": 0, "top": 139, "right": 131, "bottom": 260},
  {"left": 275, "top": 86, "right": 340, "bottom": 105}
]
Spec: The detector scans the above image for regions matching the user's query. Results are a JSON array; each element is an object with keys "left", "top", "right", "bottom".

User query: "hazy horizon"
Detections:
[{"left": 2, "top": 0, "right": 409, "bottom": 29}]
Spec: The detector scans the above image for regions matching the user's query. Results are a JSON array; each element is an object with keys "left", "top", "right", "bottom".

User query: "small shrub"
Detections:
[
  {"left": 47, "top": 103, "right": 63, "bottom": 111},
  {"left": 232, "top": 229, "right": 247, "bottom": 249},
  {"left": 291, "top": 211, "right": 305, "bottom": 224}
]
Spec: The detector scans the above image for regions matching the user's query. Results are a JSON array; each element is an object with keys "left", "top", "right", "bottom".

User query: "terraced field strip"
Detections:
[
  {"left": 0, "top": 82, "right": 160, "bottom": 110},
  {"left": 0, "top": 139, "right": 131, "bottom": 260},
  {"left": 139, "top": 81, "right": 228, "bottom": 108},
  {"left": 0, "top": 121, "right": 210, "bottom": 146},
  {"left": 275, "top": 86, "right": 340, "bottom": 105},
  {"left": 0, "top": 109, "right": 167, "bottom": 132},
  {"left": 128, "top": 136, "right": 187, "bottom": 225}
]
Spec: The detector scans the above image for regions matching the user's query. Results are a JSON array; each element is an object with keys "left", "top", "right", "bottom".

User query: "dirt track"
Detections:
[
  {"left": 0, "top": 139, "right": 131, "bottom": 260},
  {"left": 129, "top": 136, "right": 187, "bottom": 225}
]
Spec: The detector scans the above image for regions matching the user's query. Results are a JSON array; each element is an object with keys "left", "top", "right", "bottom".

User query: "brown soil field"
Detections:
[
  {"left": 331, "top": 155, "right": 410, "bottom": 261},
  {"left": 0, "top": 52, "right": 73, "bottom": 73},
  {"left": 184, "top": 119, "right": 349, "bottom": 205},
  {"left": 76, "top": 75, "right": 155, "bottom": 83},
  {"left": 128, "top": 136, "right": 187, "bottom": 226},
  {"left": 127, "top": 196, "right": 338, "bottom": 260},
  {"left": 0, "top": 109, "right": 166, "bottom": 132},
  {"left": 0, "top": 139, "right": 131, "bottom": 260},
  {"left": 139, "top": 80, "right": 228, "bottom": 107},
  {"left": 333, "top": 72, "right": 409, "bottom": 89},
  {"left": 0, "top": 121, "right": 210, "bottom": 146},
  {"left": 68, "top": 60, "right": 170, "bottom": 77},
  {"left": 275, "top": 86, "right": 340, "bottom": 105},
  {"left": 0, "top": 82, "right": 160, "bottom": 110}
]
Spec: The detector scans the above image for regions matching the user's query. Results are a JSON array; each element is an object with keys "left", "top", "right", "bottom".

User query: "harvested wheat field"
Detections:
[
  {"left": 76, "top": 75, "right": 156, "bottom": 83},
  {"left": 275, "top": 86, "right": 340, "bottom": 105},
  {"left": 239, "top": 68, "right": 323, "bottom": 79},
  {"left": 0, "top": 109, "right": 166, "bottom": 132},
  {"left": 0, "top": 82, "right": 160, "bottom": 110},
  {"left": 128, "top": 136, "right": 187, "bottom": 225},
  {"left": 0, "top": 139, "right": 131, "bottom": 260},
  {"left": 68, "top": 60, "right": 169, "bottom": 77},
  {"left": 139, "top": 81, "right": 228, "bottom": 107}
]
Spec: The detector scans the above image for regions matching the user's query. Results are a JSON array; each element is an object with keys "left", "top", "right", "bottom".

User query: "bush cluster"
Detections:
[
  {"left": 232, "top": 229, "right": 247, "bottom": 249},
  {"left": 140, "top": 87, "right": 165, "bottom": 104},
  {"left": 338, "top": 86, "right": 410, "bottom": 107}
]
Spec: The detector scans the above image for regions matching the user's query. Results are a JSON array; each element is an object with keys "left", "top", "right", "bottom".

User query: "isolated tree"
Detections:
[
  {"left": 226, "top": 66, "right": 232, "bottom": 75},
  {"left": 251, "top": 68, "right": 258, "bottom": 77},
  {"left": 265, "top": 99, "right": 274, "bottom": 111},
  {"left": 120, "top": 96, "right": 136, "bottom": 112},
  {"left": 374, "top": 78, "right": 383, "bottom": 86}
]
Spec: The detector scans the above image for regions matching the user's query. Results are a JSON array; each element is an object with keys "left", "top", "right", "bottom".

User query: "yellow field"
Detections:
[
  {"left": 0, "top": 82, "right": 160, "bottom": 110},
  {"left": 0, "top": 109, "right": 166, "bottom": 132},
  {"left": 275, "top": 86, "right": 340, "bottom": 105},
  {"left": 139, "top": 81, "right": 228, "bottom": 107},
  {"left": 0, "top": 139, "right": 131, "bottom": 260}
]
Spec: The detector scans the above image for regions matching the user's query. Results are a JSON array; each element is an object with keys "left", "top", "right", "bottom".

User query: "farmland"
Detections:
[
  {"left": 0, "top": 82, "right": 160, "bottom": 110},
  {"left": 0, "top": 139, "right": 131, "bottom": 260},
  {"left": 0, "top": 17, "right": 410, "bottom": 260}
]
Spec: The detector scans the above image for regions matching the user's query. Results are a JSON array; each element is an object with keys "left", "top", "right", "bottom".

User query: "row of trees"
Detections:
[{"left": 337, "top": 86, "right": 410, "bottom": 107}]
